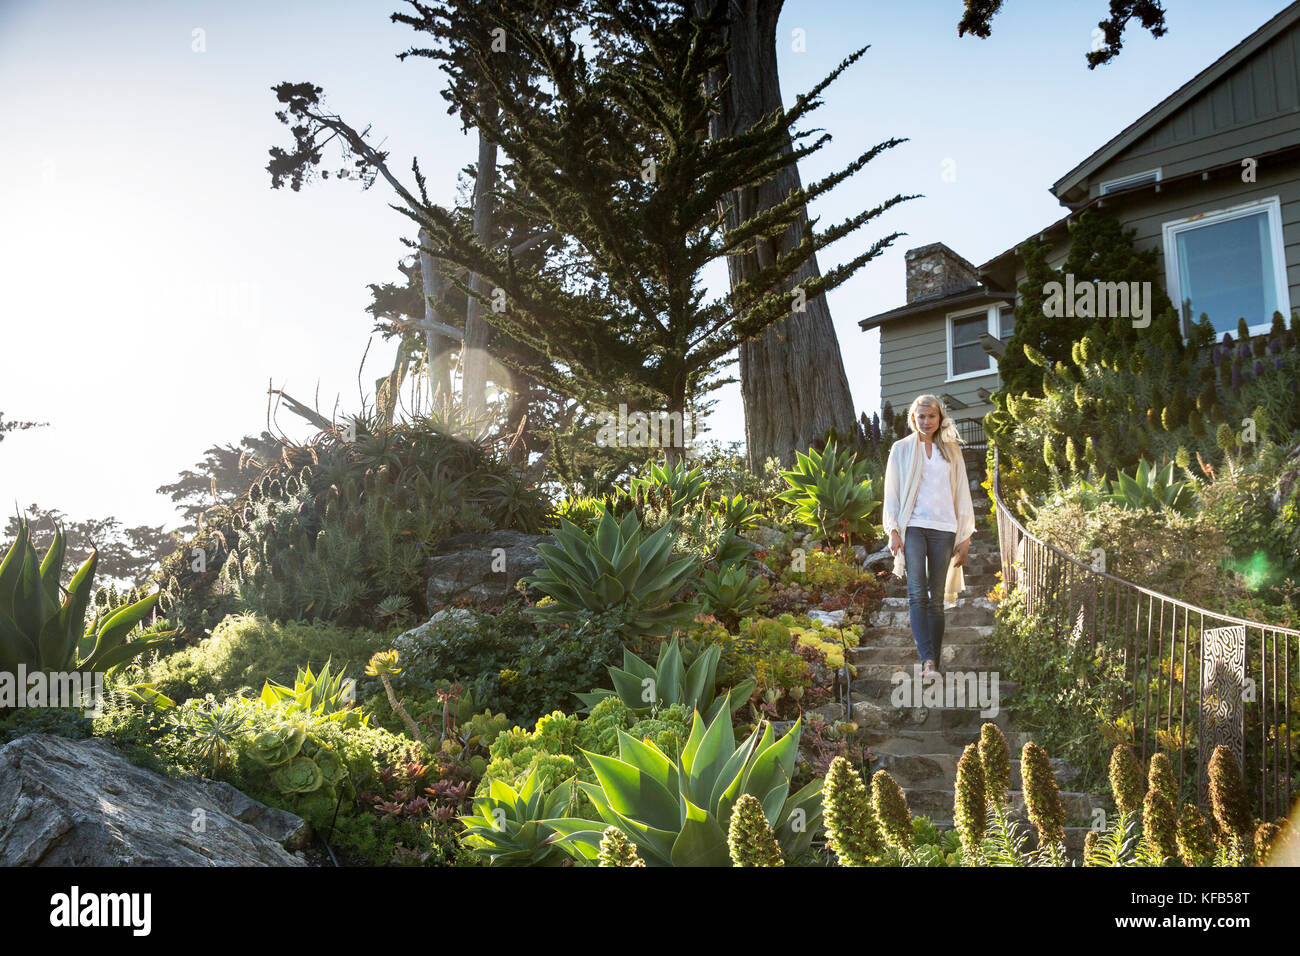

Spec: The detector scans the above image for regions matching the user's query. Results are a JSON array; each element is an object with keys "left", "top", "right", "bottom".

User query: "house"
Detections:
[{"left": 860, "top": 1, "right": 1300, "bottom": 438}]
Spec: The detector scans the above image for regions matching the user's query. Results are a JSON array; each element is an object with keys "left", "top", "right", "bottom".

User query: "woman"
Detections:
[{"left": 881, "top": 395, "right": 976, "bottom": 678}]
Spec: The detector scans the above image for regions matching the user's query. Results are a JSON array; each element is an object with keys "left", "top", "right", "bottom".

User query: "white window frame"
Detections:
[
  {"left": 946, "top": 302, "right": 1011, "bottom": 382},
  {"left": 1161, "top": 195, "right": 1290, "bottom": 340},
  {"left": 1100, "top": 168, "right": 1161, "bottom": 195}
]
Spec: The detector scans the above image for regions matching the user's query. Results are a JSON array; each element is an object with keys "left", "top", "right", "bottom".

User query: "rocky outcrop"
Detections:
[
  {"left": 0, "top": 734, "right": 310, "bottom": 866},
  {"left": 425, "top": 531, "right": 551, "bottom": 608}
]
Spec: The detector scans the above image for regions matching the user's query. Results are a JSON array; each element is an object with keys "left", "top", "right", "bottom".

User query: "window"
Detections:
[
  {"left": 1162, "top": 197, "right": 1290, "bottom": 338},
  {"left": 1100, "top": 168, "right": 1161, "bottom": 195},
  {"left": 946, "top": 302, "right": 1011, "bottom": 381},
  {"left": 999, "top": 305, "right": 1016, "bottom": 340}
]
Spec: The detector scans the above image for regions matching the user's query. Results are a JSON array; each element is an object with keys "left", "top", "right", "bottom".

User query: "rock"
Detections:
[
  {"left": 393, "top": 607, "right": 479, "bottom": 656},
  {"left": 862, "top": 547, "right": 894, "bottom": 569},
  {"left": 0, "top": 734, "right": 309, "bottom": 866},
  {"left": 850, "top": 700, "right": 893, "bottom": 731},
  {"left": 852, "top": 545, "right": 867, "bottom": 563},
  {"left": 738, "top": 525, "right": 787, "bottom": 552},
  {"left": 809, "top": 702, "right": 845, "bottom": 723},
  {"left": 807, "top": 609, "right": 847, "bottom": 627},
  {"left": 424, "top": 530, "right": 551, "bottom": 608}
]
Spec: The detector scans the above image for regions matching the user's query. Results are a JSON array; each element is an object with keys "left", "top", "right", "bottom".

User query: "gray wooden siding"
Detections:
[
  {"left": 1026, "top": 162, "right": 1300, "bottom": 331},
  {"left": 1088, "top": 19, "right": 1300, "bottom": 196},
  {"left": 880, "top": 312, "right": 999, "bottom": 422}
]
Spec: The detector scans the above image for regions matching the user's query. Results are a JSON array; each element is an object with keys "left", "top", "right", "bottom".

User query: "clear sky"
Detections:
[{"left": 1, "top": 0, "right": 1292, "bottom": 534}]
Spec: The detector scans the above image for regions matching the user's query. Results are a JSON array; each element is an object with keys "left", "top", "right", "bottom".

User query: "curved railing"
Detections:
[{"left": 992, "top": 446, "right": 1297, "bottom": 821}]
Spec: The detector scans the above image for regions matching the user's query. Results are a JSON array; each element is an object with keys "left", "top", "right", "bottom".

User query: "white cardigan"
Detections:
[{"left": 881, "top": 431, "right": 976, "bottom": 608}]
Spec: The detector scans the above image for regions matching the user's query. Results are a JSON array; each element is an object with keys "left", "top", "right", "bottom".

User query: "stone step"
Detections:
[
  {"left": 849, "top": 643, "right": 1001, "bottom": 668},
  {"left": 851, "top": 624, "right": 994, "bottom": 648},
  {"left": 857, "top": 726, "right": 1036, "bottom": 755},
  {"left": 852, "top": 701, "right": 1019, "bottom": 736},
  {"left": 872, "top": 604, "right": 995, "bottom": 628},
  {"left": 894, "top": 787, "right": 1102, "bottom": 825},
  {"left": 872, "top": 751, "right": 1083, "bottom": 791},
  {"left": 849, "top": 677, "right": 1021, "bottom": 703}
]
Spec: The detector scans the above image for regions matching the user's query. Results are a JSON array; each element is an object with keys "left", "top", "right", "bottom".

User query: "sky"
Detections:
[{"left": 1, "top": 0, "right": 1293, "bottom": 535}]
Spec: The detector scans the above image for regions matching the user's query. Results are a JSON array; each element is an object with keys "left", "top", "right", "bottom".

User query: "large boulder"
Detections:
[
  {"left": 0, "top": 734, "right": 310, "bottom": 866},
  {"left": 424, "top": 531, "right": 551, "bottom": 608}
]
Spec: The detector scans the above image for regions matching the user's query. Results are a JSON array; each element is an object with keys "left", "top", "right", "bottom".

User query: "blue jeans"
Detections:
[{"left": 905, "top": 526, "right": 955, "bottom": 665}]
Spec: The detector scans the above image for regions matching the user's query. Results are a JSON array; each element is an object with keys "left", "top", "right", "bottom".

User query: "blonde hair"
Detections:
[{"left": 907, "top": 394, "right": 960, "bottom": 464}]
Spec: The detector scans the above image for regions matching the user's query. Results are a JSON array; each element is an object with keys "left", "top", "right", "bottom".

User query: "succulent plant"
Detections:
[
  {"left": 1109, "top": 744, "right": 1144, "bottom": 816},
  {"left": 597, "top": 826, "right": 645, "bottom": 867},
  {"left": 727, "top": 792, "right": 785, "bottom": 866},
  {"left": 821, "top": 755, "right": 883, "bottom": 866},
  {"left": 457, "top": 768, "right": 577, "bottom": 867},
  {"left": 574, "top": 637, "right": 753, "bottom": 723},
  {"left": 524, "top": 509, "right": 701, "bottom": 638},
  {"left": 1021, "top": 741, "right": 1066, "bottom": 857},
  {"left": 0, "top": 522, "right": 173, "bottom": 676},
  {"left": 776, "top": 442, "right": 880, "bottom": 546},
  {"left": 953, "top": 743, "right": 986, "bottom": 862}
]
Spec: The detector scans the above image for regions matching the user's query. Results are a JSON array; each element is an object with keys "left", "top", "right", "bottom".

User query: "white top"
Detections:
[{"left": 907, "top": 442, "right": 957, "bottom": 532}]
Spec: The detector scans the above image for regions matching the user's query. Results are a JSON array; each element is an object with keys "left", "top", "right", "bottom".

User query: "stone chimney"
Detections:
[{"left": 904, "top": 243, "right": 980, "bottom": 303}]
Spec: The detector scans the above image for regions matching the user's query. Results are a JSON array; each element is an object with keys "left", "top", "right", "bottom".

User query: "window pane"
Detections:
[
  {"left": 952, "top": 344, "right": 988, "bottom": 375},
  {"left": 999, "top": 306, "right": 1015, "bottom": 340},
  {"left": 952, "top": 314, "right": 984, "bottom": 346},
  {"left": 1175, "top": 210, "right": 1276, "bottom": 335}
]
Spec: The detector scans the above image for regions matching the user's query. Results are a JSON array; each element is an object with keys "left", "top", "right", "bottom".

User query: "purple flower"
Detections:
[
  {"left": 1240, "top": 343, "right": 1252, "bottom": 360},
  {"left": 1275, "top": 357, "right": 1284, "bottom": 372},
  {"left": 1254, "top": 360, "right": 1264, "bottom": 377},
  {"left": 1269, "top": 337, "right": 1282, "bottom": 355},
  {"left": 1212, "top": 345, "right": 1224, "bottom": 366}
]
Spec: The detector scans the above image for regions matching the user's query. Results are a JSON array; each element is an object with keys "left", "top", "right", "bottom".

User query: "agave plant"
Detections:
[
  {"left": 626, "top": 460, "right": 710, "bottom": 513},
  {"left": 1102, "top": 459, "right": 1194, "bottom": 514},
  {"left": 696, "top": 564, "right": 768, "bottom": 623},
  {"left": 166, "top": 695, "right": 256, "bottom": 776},
  {"left": 457, "top": 767, "right": 578, "bottom": 866},
  {"left": 776, "top": 442, "right": 880, "bottom": 546},
  {"left": 259, "top": 659, "right": 367, "bottom": 727},
  {"left": 712, "top": 492, "right": 761, "bottom": 531},
  {"left": 523, "top": 509, "right": 700, "bottom": 638},
  {"left": 545, "top": 696, "right": 823, "bottom": 866},
  {"left": 574, "top": 638, "right": 754, "bottom": 722},
  {"left": 0, "top": 522, "right": 173, "bottom": 675}
]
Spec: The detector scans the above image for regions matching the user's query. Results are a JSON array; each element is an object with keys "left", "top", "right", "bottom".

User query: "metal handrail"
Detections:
[{"left": 991, "top": 444, "right": 1297, "bottom": 821}]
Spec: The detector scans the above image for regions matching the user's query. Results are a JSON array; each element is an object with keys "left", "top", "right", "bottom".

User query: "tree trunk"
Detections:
[
  {"left": 695, "top": 0, "right": 857, "bottom": 472},
  {"left": 418, "top": 226, "right": 455, "bottom": 407},
  {"left": 462, "top": 88, "right": 500, "bottom": 428}
]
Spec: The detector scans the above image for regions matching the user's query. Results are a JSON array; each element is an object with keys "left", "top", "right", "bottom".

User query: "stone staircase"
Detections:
[{"left": 839, "top": 505, "right": 1108, "bottom": 858}]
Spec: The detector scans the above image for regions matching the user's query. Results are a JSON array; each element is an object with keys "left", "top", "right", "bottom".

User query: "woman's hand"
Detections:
[
  {"left": 952, "top": 538, "right": 970, "bottom": 567},
  {"left": 889, "top": 530, "right": 903, "bottom": 556}
]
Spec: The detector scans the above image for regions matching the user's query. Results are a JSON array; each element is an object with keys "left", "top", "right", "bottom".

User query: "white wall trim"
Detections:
[{"left": 945, "top": 302, "right": 1011, "bottom": 382}]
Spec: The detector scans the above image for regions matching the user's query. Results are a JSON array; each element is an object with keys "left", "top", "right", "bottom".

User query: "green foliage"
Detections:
[
  {"left": 574, "top": 637, "right": 753, "bottom": 723},
  {"left": 1102, "top": 459, "right": 1194, "bottom": 514},
  {"left": 133, "top": 612, "right": 391, "bottom": 706},
  {"left": 1208, "top": 745, "right": 1253, "bottom": 846},
  {"left": 626, "top": 460, "right": 709, "bottom": 515},
  {"left": 821, "top": 755, "right": 883, "bottom": 866},
  {"left": 546, "top": 702, "right": 823, "bottom": 867},
  {"left": 259, "top": 659, "right": 368, "bottom": 727},
  {"left": 696, "top": 564, "right": 768, "bottom": 626},
  {"left": 1109, "top": 744, "right": 1144, "bottom": 816},
  {"left": 1176, "top": 803, "right": 1215, "bottom": 866},
  {"left": 711, "top": 492, "right": 761, "bottom": 532},
  {"left": 776, "top": 442, "right": 880, "bottom": 547},
  {"left": 1141, "top": 788, "right": 1178, "bottom": 865},
  {"left": 597, "top": 825, "right": 645, "bottom": 866},
  {"left": 1085, "top": 808, "right": 1140, "bottom": 867},
  {"left": 457, "top": 768, "right": 579, "bottom": 867},
  {"left": 524, "top": 509, "right": 701, "bottom": 638},
  {"left": 156, "top": 419, "right": 543, "bottom": 634},
  {"left": 953, "top": 743, "right": 986, "bottom": 862},
  {"left": 871, "top": 770, "right": 912, "bottom": 850},
  {"left": 0, "top": 521, "right": 173, "bottom": 676},
  {"left": 979, "top": 723, "right": 1011, "bottom": 807},
  {"left": 1021, "top": 741, "right": 1066, "bottom": 860},
  {"left": 386, "top": 603, "right": 626, "bottom": 727},
  {"left": 727, "top": 792, "right": 785, "bottom": 866}
]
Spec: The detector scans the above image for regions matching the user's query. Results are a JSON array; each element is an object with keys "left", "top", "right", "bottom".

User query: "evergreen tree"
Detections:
[{"left": 412, "top": 0, "right": 911, "bottom": 467}]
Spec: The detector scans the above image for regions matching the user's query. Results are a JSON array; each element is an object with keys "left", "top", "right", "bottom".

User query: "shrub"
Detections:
[
  {"left": 385, "top": 603, "right": 627, "bottom": 727},
  {"left": 131, "top": 613, "right": 393, "bottom": 705}
]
